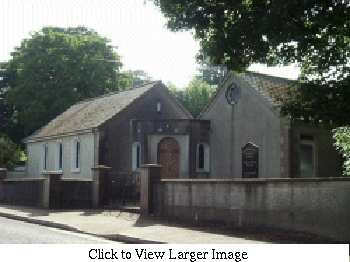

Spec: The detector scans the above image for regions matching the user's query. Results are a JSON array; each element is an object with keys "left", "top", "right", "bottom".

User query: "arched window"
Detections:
[
  {"left": 42, "top": 143, "right": 48, "bottom": 172},
  {"left": 132, "top": 142, "right": 141, "bottom": 171},
  {"left": 72, "top": 138, "right": 81, "bottom": 172},
  {"left": 196, "top": 142, "right": 210, "bottom": 172},
  {"left": 55, "top": 140, "right": 63, "bottom": 171}
]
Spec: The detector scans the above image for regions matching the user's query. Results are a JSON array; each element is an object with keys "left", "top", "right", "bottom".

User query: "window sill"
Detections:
[
  {"left": 71, "top": 169, "right": 81, "bottom": 174},
  {"left": 196, "top": 170, "right": 209, "bottom": 173}
]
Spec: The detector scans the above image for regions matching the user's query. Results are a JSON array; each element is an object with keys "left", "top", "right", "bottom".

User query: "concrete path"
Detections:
[{"left": 0, "top": 204, "right": 273, "bottom": 244}]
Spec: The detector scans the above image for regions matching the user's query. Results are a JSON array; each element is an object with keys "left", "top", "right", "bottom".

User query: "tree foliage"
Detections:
[
  {"left": 170, "top": 77, "right": 216, "bottom": 118},
  {"left": 152, "top": 0, "right": 350, "bottom": 127},
  {"left": 1, "top": 26, "right": 130, "bottom": 141},
  {"left": 154, "top": 0, "right": 350, "bottom": 174},
  {"left": 333, "top": 127, "right": 350, "bottom": 176},
  {"left": 125, "top": 69, "right": 153, "bottom": 87},
  {"left": 197, "top": 58, "right": 229, "bottom": 86},
  {"left": 0, "top": 134, "right": 22, "bottom": 170}
]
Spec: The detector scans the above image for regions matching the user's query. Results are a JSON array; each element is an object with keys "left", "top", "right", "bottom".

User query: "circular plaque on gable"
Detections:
[{"left": 226, "top": 83, "right": 240, "bottom": 105}]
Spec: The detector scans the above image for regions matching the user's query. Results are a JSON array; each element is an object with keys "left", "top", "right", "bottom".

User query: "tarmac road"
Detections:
[{"left": 0, "top": 217, "right": 122, "bottom": 244}]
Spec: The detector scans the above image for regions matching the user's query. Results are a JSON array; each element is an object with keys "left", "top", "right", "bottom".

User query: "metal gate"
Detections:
[{"left": 107, "top": 172, "right": 140, "bottom": 207}]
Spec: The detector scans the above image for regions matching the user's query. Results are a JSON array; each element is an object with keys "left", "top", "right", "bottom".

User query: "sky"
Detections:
[{"left": 0, "top": 0, "right": 300, "bottom": 88}]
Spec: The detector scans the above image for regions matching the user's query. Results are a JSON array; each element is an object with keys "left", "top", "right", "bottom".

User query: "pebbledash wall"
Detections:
[{"left": 153, "top": 178, "right": 350, "bottom": 242}]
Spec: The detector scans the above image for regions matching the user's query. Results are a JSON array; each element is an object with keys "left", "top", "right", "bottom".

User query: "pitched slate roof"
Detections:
[
  {"left": 198, "top": 71, "right": 299, "bottom": 118},
  {"left": 241, "top": 71, "right": 299, "bottom": 106},
  {"left": 25, "top": 81, "right": 159, "bottom": 140}
]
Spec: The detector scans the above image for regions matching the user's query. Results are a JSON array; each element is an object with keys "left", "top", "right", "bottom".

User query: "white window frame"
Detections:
[
  {"left": 196, "top": 142, "right": 210, "bottom": 172},
  {"left": 55, "top": 140, "right": 63, "bottom": 171},
  {"left": 71, "top": 137, "right": 81, "bottom": 172},
  {"left": 41, "top": 142, "right": 48, "bottom": 173},
  {"left": 132, "top": 142, "right": 141, "bottom": 171}
]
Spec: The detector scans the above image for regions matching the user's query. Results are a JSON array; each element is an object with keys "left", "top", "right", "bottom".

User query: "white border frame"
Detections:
[
  {"left": 55, "top": 140, "right": 63, "bottom": 171},
  {"left": 71, "top": 137, "right": 81, "bottom": 173},
  {"left": 41, "top": 142, "right": 48, "bottom": 173}
]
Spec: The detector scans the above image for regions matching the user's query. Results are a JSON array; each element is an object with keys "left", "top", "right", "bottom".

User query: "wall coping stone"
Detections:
[
  {"left": 91, "top": 165, "right": 111, "bottom": 170},
  {"left": 61, "top": 178, "right": 93, "bottom": 182},
  {"left": 140, "top": 164, "right": 162, "bottom": 168},
  {"left": 157, "top": 177, "right": 350, "bottom": 183},
  {"left": 42, "top": 171, "right": 63, "bottom": 176},
  {"left": 3, "top": 178, "right": 44, "bottom": 182}
]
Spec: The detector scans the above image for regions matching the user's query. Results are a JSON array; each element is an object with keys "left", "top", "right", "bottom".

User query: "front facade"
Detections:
[
  {"left": 24, "top": 82, "right": 210, "bottom": 184},
  {"left": 24, "top": 73, "right": 343, "bottom": 185},
  {"left": 199, "top": 72, "right": 343, "bottom": 179},
  {"left": 131, "top": 119, "right": 210, "bottom": 179}
]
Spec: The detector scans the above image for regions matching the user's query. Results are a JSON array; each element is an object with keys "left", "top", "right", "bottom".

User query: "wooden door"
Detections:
[{"left": 157, "top": 137, "right": 180, "bottom": 179}]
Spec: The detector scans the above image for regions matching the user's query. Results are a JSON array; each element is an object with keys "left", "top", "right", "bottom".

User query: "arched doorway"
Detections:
[{"left": 157, "top": 137, "right": 180, "bottom": 179}]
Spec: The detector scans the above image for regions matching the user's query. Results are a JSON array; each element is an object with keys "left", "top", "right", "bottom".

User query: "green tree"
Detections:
[
  {"left": 170, "top": 77, "right": 216, "bottom": 118},
  {"left": 153, "top": 0, "right": 350, "bottom": 175},
  {"left": 333, "top": 127, "right": 350, "bottom": 176},
  {"left": 125, "top": 70, "right": 153, "bottom": 87},
  {"left": 152, "top": 0, "right": 350, "bottom": 126},
  {"left": 197, "top": 58, "right": 229, "bottom": 86},
  {"left": 0, "top": 134, "right": 22, "bottom": 170},
  {"left": 1, "top": 26, "right": 130, "bottom": 141}
]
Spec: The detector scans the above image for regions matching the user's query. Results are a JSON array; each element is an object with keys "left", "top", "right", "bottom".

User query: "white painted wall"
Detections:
[{"left": 26, "top": 132, "right": 95, "bottom": 179}]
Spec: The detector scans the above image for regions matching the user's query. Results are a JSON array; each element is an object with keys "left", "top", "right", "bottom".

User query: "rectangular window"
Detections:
[
  {"left": 300, "top": 144, "right": 313, "bottom": 171},
  {"left": 136, "top": 145, "right": 140, "bottom": 168},
  {"left": 300, "top": 135, "right": 316, "bottom": 178},
  {"left": 198, "top": 144, "right": 204, "bottom": 169},
  {"left": 76, "top": 141, "right": 80, "bottom": 169},
  {"left": 44, "top": 144, "right": 48, "bottom": 171},
  {"left": 59, "top": 143, "right": 63, "bottom": 170}
]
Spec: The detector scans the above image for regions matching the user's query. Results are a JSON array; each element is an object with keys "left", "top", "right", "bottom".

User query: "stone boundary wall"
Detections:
[
  {"left": 0, "top": 178, "right": 93, "bottom": 209},
  {"left": 154, "top": 177, "right": 350, "bottom": 242},
  {"left": 0, "top": 178, "right": 44, "bottom": 207}
]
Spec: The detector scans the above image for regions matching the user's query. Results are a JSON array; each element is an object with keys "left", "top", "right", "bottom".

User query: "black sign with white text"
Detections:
[{"left": 242, "top": 143, "right": 259, "bottom": 178}]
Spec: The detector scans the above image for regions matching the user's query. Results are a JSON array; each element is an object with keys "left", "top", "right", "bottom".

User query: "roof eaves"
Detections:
[{"left": 23, "top": 127, "right": 97, "bottom": 143}]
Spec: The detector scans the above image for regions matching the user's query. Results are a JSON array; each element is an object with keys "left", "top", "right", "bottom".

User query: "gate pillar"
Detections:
[
  {"left": 0, "top": 168, "right": 7, "bottom": 202},
  {"left": 140, "top": 164, "right": 162, "bottom": 214},
  {"left": 42, "top": 171, "right": 62, "bottom": 209},
  {"left": 92, "top": 165, "right": 111, "bottom": 208}
]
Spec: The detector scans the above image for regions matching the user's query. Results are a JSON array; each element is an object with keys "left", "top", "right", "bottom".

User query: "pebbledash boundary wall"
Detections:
[
  {"left": 153, "top": 177, "right": 350, "bottom": 242},
  {"left": 0, "top": 166, "right": 109, "bottom": 209}
]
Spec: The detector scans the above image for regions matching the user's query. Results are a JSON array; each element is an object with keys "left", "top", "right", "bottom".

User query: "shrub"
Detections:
[
  {"left": 0, "top": 134, "right": 22, "bottom": 170},
  {"left": 333, "top": 127, "right": 350, "bottom": 176}
]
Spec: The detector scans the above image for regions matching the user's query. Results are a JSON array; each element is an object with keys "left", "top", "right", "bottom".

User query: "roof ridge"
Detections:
[{"left": 245, "top": 70, "right": 298, "bottom": 83}]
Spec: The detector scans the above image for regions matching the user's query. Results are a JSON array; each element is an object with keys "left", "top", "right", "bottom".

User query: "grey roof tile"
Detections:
[
  {"left": 242, "top": 71, "right": 299, "bottom": 106},
  {"left": 28, "top": 82, "right": 158, "bottom": 139}
]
